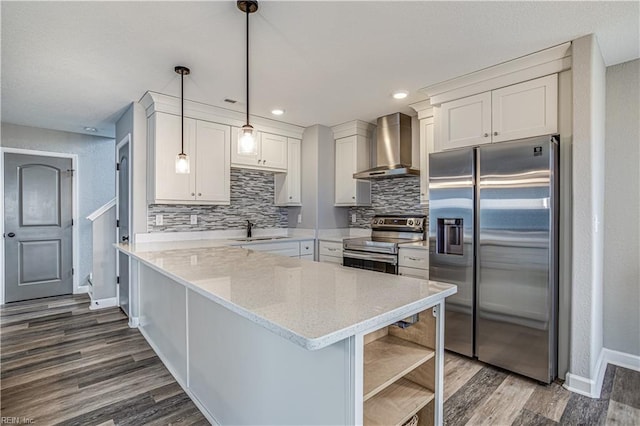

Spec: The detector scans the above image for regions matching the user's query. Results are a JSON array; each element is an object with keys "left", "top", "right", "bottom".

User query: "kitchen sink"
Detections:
[{"left": 231, "top": 236, "right": 289, "bottom": 242}]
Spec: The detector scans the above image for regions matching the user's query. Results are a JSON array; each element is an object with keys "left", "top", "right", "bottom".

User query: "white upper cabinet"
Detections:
[
  {"left": 195, "top": 120, "right": 231, "bottom": 203},
  {"left": 334, "top": 135, "right": 371, "bottom": 206},
  {"left": 149, "top": 112, "right": 230, "bottom": 205},
  {"left": 435, "top": 74, "right": 558, "bottom": 151},
  {"left": 491, "top": 74, "right": 558, "bottom": 143},
  {"left": 436, "top": 92, "right": 491, "bottom": 151},
  {"left": 274, "top": 138, "right": 301, "bottom": 206},
  {"left": 419, "top": 117, "right": 434, "bottom": 206},
  {"left": 231, "top": 128, "right": 287, "bottom": 172}
]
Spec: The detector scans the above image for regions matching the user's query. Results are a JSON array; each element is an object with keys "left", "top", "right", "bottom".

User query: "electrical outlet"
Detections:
[
  {"left": 155, "top": 214, "right": 163, "bottom": 226},
  {"left": 190, "top": 215, "right": 197, "bottom": 225},
  {"left": 190, "top": 255, "right": 198, "bottom": 265},
  {"left": 351, "top": 213, "right": 357, "bottom": 223},
  {"left": 298, "top": 214, "right": 302, "bottom": 224}
]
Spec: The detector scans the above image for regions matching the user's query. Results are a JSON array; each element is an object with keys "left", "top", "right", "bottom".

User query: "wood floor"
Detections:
[
  {"left": 0, "top": 294, "right": 208, "bottom": 425},
  {"left": 1, "top": 294, "right": 638, "bottom": 425}
]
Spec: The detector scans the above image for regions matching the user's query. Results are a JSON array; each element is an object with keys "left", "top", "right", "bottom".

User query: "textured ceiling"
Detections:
[{"left": 1, "top": 1, "right": 639, "bottom": 138}]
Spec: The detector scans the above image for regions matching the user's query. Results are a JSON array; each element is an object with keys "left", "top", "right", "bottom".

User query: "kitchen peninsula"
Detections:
[{"left": 117, "top": 240, "right": 456, "bottom": 425}]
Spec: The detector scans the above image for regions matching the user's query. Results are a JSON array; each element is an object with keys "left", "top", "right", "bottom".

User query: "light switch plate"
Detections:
[
  {"left": 351, "top": 213, "right": 357, "bottom": 223},
  {"left": 155, "top": 214, "right": 163, "bottom": 226},
  {"left": 298, "top": 214, "right": 302, "bottom": 224},
  {"left": 190, "top": 215, "right": 198, "bottom": 225}
]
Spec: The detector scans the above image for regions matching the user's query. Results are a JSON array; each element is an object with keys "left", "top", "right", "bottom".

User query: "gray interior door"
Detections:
[
  {"left": 4, "top": 153, "right": 73, "bottom": 303},
  {"left": 117, "top": 142, "right": 130, "bottom": 317}
]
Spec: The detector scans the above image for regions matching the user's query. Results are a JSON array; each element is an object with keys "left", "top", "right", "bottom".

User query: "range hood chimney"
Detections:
[{"left": 353, "top": 112, "right": 419, "bottom": 180}]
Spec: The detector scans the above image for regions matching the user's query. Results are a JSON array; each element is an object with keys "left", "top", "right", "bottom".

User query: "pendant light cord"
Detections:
[
  {"left": 181, "top": 70, "right": 185, "bottom": 155},
  {"left": 245, "top": 6, "right": 250, "bottom": 127}
]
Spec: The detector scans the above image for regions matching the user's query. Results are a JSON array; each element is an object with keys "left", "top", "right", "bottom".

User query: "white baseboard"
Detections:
[
  {"left": 563, "top": 347, "right": 640, "bottom": 398},
  {"left": 128, "top": 316, "right": 139, "bottom": 328},
  {"left": 602, "top": 347, "right": 640, "bottom": 372},
  {"left": 75, "top": 286, "right": 89, "bottom": 295},
  {"left": 89, "top": 297, "right": 117, "bottom": 310}
]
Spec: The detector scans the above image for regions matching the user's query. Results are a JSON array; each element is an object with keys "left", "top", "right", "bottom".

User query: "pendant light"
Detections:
[
  {"left": 175, "top": 65, "right": 191, "bottom": 174},
  {"left": 237, "top": 1, "right": 258, "bottom": 155}
]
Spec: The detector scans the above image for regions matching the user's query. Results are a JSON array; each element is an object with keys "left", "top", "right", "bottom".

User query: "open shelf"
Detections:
[
  {"left": 364, "top": 335, "right": 435, "bottom": 401},
  {"left": 363, "top": 377, "right": 435, "bottom": 426}
]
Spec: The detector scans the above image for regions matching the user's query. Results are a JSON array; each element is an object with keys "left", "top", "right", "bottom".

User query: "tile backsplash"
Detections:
[
  {"left": 148, "top": 168, "right": 288, "bottom": 232},
  {"left": 348, "top": 176, "right": 428, "bottom": 228}
]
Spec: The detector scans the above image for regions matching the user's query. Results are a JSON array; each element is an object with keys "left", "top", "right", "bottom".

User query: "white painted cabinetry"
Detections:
[
  {"left": 398, "top": 247, "right": 429, "bottom": 279},
  {"left": 334, "top": 135, "right": 371, "bottom": 206},
  {"left": 419, "top": 117, "right": 434, "bottom": 206},
  {"left": 435, "top": 74, "right": 558, "bottom": 151},
  {"left": 231, "top": 128, "right": 288, "bottom": 172},
  {"left": 148, "top": 112, "right": 230, "bottom": 205},
  {"left": 274, "top": 138, "right": 301, "bottom": 206},
  {"left": 319, "top": 240, "right": 343, "bottom": 264}
]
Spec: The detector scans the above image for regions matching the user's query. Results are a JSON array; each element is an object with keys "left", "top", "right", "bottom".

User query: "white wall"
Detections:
[
  {"left": 569, "top": 34, "right": 606, "bottom": 386},
  {"left": 604, "top": 58, "right": 640, "bottom": 357},
  {"left": 1, "top": 123, "right": 116, "bottom": 287}
]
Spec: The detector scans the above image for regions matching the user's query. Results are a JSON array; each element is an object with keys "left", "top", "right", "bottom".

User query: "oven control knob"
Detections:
[{"left": 408, "top": 219, "right": 414, "bottom": 225}]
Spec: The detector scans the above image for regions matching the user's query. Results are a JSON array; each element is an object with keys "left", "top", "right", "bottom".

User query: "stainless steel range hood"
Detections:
[{"left": 353, "top": 112, "right": 420, "bottom": 179}]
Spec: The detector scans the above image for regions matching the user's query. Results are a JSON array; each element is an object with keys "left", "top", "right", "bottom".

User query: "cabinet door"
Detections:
[
  {"left": 153, "top": 112, "right": 196, "bottom": 201},
  {"left": 437, "top": 92, "right": 491, "bottom": 151},
  {"left": 491, "top": 74, "right": 558, "bottom": 143},
  {"left": 419, "top": 117, "right": 434, "bottom": 205},
  {"left": 335, "top": 136, "right": 357, "bottom": 205},
  {"left": 286, "top": 138, "right": 301, "bottom": 203},
  {"left": 231, "top": 127, "right": 261, "bottom": 167},
  {"left": 260, "top": 133, "right": 288, "bottom": 171},
  {"left": 195, "top": 121, "right": 230, "bottom": 204}
]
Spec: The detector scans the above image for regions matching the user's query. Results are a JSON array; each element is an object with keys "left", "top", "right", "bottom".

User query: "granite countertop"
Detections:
[{"left": 117, "top": 242, "right": 456, "bottom": 351}]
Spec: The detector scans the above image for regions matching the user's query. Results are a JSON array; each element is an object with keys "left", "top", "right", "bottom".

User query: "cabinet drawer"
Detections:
[
  {"left": 300, "top": 240, "right": 314, "bottom": 256},
  {"left": 398, "top": 266, "right": 429, "bottom": 279},
  {"left": 319, "top": 255, "right": 342, "bottom": 265},
  {"left": 319, "top": 241, "right": 343, "bottom": 257},
  {"left": 398, "top": 249, "right": 428, "bottom": 269},
  {"left": 300, "top": 254, "right": 314, "bottom": 261}
]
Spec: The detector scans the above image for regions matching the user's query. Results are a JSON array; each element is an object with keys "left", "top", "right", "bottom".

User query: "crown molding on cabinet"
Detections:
[
  {"left": 331, "top": 119, "right": 376, "bottom": 140},
  {"left": 421, "top": 42, "right": 572, "bottom": 106},
  {"left": 139, "top": 91, "right": 305, "bottom": 139},
  {"left": 408, "top": 100, "right": 434, "bottom": 120}
]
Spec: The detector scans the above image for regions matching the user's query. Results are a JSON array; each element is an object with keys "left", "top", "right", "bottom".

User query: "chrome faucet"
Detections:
[{"left": 246, "top": 220, "right": 254, "bottom": 238}]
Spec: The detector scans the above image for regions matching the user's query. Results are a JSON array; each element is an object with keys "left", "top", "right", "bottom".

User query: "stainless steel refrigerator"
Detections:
[{"left": 429, "top": 135, "right": 558, "bottom": 383}]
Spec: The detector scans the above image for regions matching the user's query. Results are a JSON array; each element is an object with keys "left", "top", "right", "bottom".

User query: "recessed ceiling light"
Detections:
[
  {"left": 271, "top": 109, "right": 285, "bottom": 116},
  {"left": 392, "top": 90, "right": 409, "bottom": 100},
  {"left": 84, "top": 127, "right": 98, "bottom": 132}
]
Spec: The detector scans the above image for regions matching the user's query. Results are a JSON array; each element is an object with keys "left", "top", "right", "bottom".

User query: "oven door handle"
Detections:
[{"left": 343, "top": 251, "right": 398, "bottom": 265}]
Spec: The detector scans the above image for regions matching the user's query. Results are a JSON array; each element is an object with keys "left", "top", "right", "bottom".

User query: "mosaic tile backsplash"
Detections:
[
  {"left": 348, "top": 176, "right": 428, "bottom": 228},
  {"left": 148, "top": 168, "right": 288, "bottom": 232}
]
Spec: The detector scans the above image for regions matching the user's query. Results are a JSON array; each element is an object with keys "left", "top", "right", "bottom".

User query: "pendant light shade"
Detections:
[
  {"left": 237, "top": 1, "right": 258, "bottom": 155},
  {"left": 175, "top": 65, "right": 191, "bottom": 174}
]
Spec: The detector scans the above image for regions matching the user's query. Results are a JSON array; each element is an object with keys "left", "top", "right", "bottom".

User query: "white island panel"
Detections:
[
  {"left": 188, "top": 289, "right": 352, "bottom": 425},
  {"left": 139, "top": 266, "right": 188, "bottom": 384}
]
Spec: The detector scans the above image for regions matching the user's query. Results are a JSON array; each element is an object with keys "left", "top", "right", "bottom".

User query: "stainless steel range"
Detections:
[{"left": 343, "top": 214, "right": 426, "bottom": 274}]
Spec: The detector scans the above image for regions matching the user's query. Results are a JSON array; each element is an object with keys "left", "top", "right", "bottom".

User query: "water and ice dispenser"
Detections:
[{"left": 437, "top": 218, "right": 464, "bottom": 255}]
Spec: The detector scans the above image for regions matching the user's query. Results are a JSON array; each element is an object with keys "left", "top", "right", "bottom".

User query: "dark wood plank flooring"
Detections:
[
  {"left": 2, "top": 294, "right": 639, "bottom": 425},
  {"left": 0, "top": 294, "right": 208, "bottom": 425}
]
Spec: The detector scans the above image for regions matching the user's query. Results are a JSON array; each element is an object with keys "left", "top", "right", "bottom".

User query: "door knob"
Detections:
[
  {"left": 121, "top": 235, "right": 129, "bottom": 242},
  {"left": 493, "top": 131, "right": 498, "bottom": 136},
  {"left": 6, "top": 232, "right": 15, "bottom": 238}
]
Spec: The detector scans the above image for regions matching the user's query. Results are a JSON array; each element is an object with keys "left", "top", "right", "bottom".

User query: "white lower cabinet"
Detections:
[
  {"left": 398, "top": 247, "right": 429, "bottom": 279},
  {"left": 240, "top": 239, "right": 315, "bottom": 259},
  {"left": 319, "top": 241, "right": 343, "bottom": 264}
]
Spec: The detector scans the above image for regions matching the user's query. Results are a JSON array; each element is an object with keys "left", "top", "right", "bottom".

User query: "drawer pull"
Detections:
[
  {"left": 407, "top": 256, "right": 423, "bottom": 261},
  {"left": 327, "top": 248, "right": 338, "bottom": 252}
]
